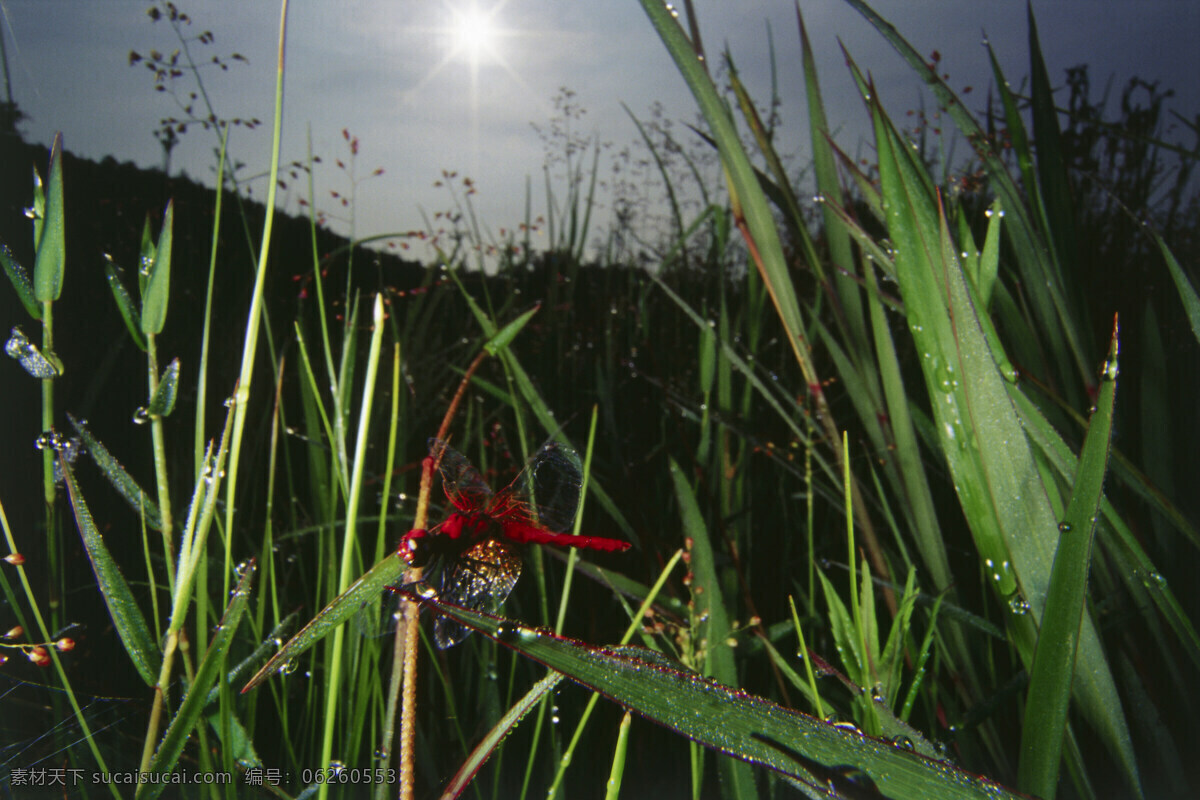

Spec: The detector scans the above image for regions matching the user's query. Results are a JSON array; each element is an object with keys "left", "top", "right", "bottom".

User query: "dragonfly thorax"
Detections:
[{"left": 400, "top": 513, "right": 496, "bottom": 568}]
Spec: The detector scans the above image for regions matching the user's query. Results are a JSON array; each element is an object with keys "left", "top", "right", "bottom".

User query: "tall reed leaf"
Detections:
[
  {"left": 1154, "top": 231, "right": 1200, "bottom": 346},
  {"left": 873, "top": 91, "right": 1141, "bottom": 795},
  {"left": 843, "top": 0, "right": 1091, "bottom": 395}
]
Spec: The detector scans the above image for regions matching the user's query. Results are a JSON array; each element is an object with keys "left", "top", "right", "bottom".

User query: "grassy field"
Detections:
[{"left": 2, "top": 2, "right": 1199, "bottom": 799}]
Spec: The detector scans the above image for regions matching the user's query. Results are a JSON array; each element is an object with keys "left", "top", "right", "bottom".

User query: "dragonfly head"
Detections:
[{"left": 399, "top": 528, "right": 430, "bottom": 567}]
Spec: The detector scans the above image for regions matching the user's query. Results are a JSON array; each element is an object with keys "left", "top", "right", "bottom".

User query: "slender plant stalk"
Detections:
[
  {"left": 317, "top": 294, "right": 385, "bottom": 800},
  {"left": 146, "top": 334, "right": 176, "bottom": 593},
  {"left": 397, "top": 349, "right": 490, "bottom": 800},
  {"left": 222, "top": 0, "right": 288, "bottom": 598}
]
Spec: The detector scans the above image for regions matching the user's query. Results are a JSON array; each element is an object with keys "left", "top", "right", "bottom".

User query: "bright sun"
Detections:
[{"left": 450, "top": 3, "right": 500, "bottom": 64}]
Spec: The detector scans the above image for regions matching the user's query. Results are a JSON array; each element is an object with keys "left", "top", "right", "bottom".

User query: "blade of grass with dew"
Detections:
[
  {"left": 146, "top": 357, "right": 180, "bottom": 417},
  {"left": 57, "top": 449, "right": 160, "bottom": 686},
  {"left": 140, "top": 200, "right": 173, "bottom": 336},
  {"left": 873, "top": 86, "right": 1141, "bottom": 794},
  {"left": 102, "top": 256, "right": 147, "bottom": 350},
  {"left": 843, "top": 0, "right": 1091, "bottom": 395},
  {"left": 0, "top": 242, "right": 40, "bottom": 320},
  {"left": 417, "top": 597, "right": 1027, "bottom": 800},
  {"left": 668, "top": 457, "right": 757, "bottom": 799},
  {"left": 797, "top": 6, "right": 858, "bottom": 330},
  {"left": 194, "top": 125, "right": 229, "bottom": 475},
  {"left": 442, "top": 670, "right": 567, "bottom": 800},
  {"left": 727, "top": 55, "right": 823, "bottom": 289},
  {"left": 223, "top": 0, "right": 287, "bottom": 653},
  {"left": 1019, "top": 319, "right": 1120, "bottom": 799},
  {"left": 318, "top": 293, "right": 386, "bottom": 796},
  {"left": 1008, "top": 383, "right": 1200, "bottom": 668},
  {"left": 32, "top": 133, "right": 65, "bottom": 304},
  {"left": 66, "top": 413, "right": 163, "bottom": 530},
  {"left": 138, "top": 560, "right": 256, "bottom": 800},
  {"left": 241, "top": 552, "right": 407, "bottom": 693}
]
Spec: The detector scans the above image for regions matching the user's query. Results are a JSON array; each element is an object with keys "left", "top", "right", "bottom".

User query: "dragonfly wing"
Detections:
[
  {"left": 429, "top": 437, "right": 492, "bottom": 514},
  {"left": 493, "top": 442, "right": 582, "bottom": 533},
  {"left": 433, "top": 538, "right": 523, "bottom": 649}
]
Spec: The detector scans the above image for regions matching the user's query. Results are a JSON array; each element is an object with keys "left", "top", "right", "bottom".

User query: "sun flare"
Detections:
[{"left": 449, "top": 3, "right": 500, "bottom": 65}]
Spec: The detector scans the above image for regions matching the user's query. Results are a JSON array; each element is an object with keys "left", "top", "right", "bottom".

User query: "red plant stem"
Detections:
[{"left": 398, "top": 348, "right": 489, "bottom": 800}]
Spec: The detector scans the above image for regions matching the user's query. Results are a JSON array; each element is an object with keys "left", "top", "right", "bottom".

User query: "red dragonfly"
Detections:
[{"left": 399, "top": 438, "right": 631, "bottom": 648}]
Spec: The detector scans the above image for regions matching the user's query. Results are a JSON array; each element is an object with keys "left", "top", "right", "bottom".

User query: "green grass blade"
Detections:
[
  {"left": 844, "top": 0, "right": 1091, "bottom": 393},
  {"left": 418, "top": 599, "right": 1026, "bottom": 800},
  {"left": 241, "top": 553, "right": 407, "bottom": 693},
  {"left": 1153, "top": 230, "right": 1200, "bottom": 346},
  {"left": 1019, "top": 320, "right": 1120, "bottom": 799},
  {"left": 444, "top": 670, "right": 566, "bottom": 799},
  {"left": 140, "top": 560, "right": 256, "bottom": 800},
  {"left": 1027, "top": 5, "right": 1079, "bottom": 282},
  {"left": 141, "top": 200, "right": 174, "bottom": 336},
  {"left": 103, "top": 256, "right": 147, "bottom": 350},
  {"left": 483, "top": 303, "right": 539, "bottom": 356},
  {"left": 33, "top": 133, "right": 65, "bottom": 303},
  {"left": 1007, "top": 385, "right": 1200, "bottom": 669},
  {"left": 873, "top": 88, "right": 1141, "bottom": 794},
  {"left": 1, "top": 242, "right": 41, "bottom": 320},
  {"left": 57, "top": 445, "right": 161, "bottom": 686},
  {"left": 66, "top": 413, "right": 163, "bottom": 530},
  {"left": 146, "top": 357, "right": 180, "bottom": 417},
  {"left": 796, "top": 6, "right": 866, "bottom": 348},
  {"left": 637, "top": 0, "right": 808, "bottom": 382}
]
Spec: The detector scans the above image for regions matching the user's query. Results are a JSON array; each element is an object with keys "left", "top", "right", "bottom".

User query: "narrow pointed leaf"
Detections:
[
  {"left": 141, "top": 200, "right": 174, "bottom": 335},
  {"left": 103, "top": 257, "right": 147, "bottom": 350},
  {"left": 242, "top": 553, "right": 406, "bottom": 692},
  {"left": 67, "top": 413, "right": 163, "bottom": 530},
  {"left": 444, "top": 671, "right": 566, "bottom": 799},
  {"left": 57, "top": 446, "right": 160, "bottom": 686},
  {"left": 1, "top": 242, "right": 41, "bottom": 320},
  {"left": 141, "top": 560, "right": 256, "bottom": 799},
  {"left": 147, "top": 357, "right": 180, "bottom": 417},
  {"left": 1154, "top": 231, "right": 1200, "bottom": 346},
  {"left": 33, "top": 133, "right": 65, "bottom": 303},
  {"left": 483, "top": 303, "right": 540, "bottom": 356}
]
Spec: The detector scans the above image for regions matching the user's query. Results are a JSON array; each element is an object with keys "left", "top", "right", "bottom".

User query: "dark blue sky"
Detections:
[{"left": 4, "top": 1, "right": 1197, "bottom": 258}]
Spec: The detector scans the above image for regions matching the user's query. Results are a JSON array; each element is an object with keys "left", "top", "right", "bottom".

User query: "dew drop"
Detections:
[{"left": 1008, "top": 596, "right": 1030, "bottom": 615}]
